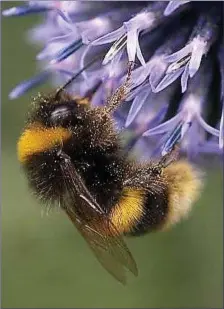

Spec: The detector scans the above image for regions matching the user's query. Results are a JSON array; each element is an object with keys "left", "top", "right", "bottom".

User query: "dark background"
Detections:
[{"left": 1, "top": 1, "right": 223, "bottom": 308}]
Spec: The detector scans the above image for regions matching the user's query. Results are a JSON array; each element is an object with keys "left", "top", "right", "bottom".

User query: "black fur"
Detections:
[
  {"left": 128, "top": 188, "right": 169, "bottom": 236},
  {"left": 23, "top": 91, "right": 127, "bottom": 210},
  {"left": 24, "top": 150, "right": 66, "bottom": 204},
  {"left": 22, "top": 91, "right": 170, "bottom": 234},
  {"left": 123, "top": 163, "right": 169, "bottom": 236}
]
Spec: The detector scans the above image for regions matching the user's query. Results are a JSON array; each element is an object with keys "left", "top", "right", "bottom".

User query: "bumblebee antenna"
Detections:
[{"left": 55, "top": 55, "right": 103, "bottom": 99}]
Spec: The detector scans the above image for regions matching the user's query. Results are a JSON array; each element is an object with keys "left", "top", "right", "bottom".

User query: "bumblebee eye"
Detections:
[
  {"left": 51, "top": 106, "right": 70, "bottom": 121},
  {"left": 50, "top": 104, "right": 74, "bottom": 125}
]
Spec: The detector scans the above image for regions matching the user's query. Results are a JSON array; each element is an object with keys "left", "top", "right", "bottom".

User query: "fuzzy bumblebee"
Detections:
[{"left": 17, "top": 64, "right": 203, "bottom": 284}]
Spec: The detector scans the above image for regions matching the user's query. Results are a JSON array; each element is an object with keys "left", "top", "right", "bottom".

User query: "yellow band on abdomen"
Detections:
[{"left": 110, "top": 188, "right": 145, "bottom": 234}]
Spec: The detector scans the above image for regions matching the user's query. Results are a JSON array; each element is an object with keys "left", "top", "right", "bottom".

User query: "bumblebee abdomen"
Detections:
[
  {"left": 161, "top": 160, "right": 203, "bottom": 230},
  {"left": 128, "top": 188, "right": 169, "bottom": 236},
  {"left": 109, "top": 186, "right": 169, "bottom": 236},
  {"left": 109, "top": 160, "right": 203, "bottom": 236},
  {"left": 109, "top": 188, "right": 145, "bottom": 234}
]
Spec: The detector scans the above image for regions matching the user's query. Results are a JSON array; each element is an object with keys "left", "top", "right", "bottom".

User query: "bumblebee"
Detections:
[{"left": 17, "top": 62, "right": 203, "bottom": 284}]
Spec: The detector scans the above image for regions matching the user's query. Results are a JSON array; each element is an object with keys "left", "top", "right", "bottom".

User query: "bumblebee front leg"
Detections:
[{"left": 106, "top": 62, "right": 134, "bottom": 113}]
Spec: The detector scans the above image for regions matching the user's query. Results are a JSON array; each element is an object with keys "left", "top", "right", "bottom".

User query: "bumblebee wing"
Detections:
[
  {"left": 60, "top": 152, "right": 138, "bottom": 283},
  {"left": 65, "top": 207, "right": 131, "bottom": 284}
]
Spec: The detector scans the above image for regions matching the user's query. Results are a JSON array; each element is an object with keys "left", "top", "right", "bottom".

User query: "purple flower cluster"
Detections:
[{"left": 3, "top": 1, "right": 223, "bottom": 160}]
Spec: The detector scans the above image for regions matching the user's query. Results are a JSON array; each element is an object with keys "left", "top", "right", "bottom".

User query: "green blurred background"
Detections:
[{"left": 1, "top": 2, "right": 223, "bottom": 308}]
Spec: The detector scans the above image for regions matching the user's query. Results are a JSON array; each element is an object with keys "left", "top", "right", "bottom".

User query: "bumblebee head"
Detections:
[{"left": 17, "top": 91, "right": 89, "bottom": 164}]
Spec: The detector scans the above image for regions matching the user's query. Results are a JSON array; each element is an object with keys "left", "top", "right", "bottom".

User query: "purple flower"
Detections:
[
  {"left": 3, "top": 1, "right": 223, "bottom": 160},
  {"left": 156, "top": 9, "right": 221, "bottom": 93},
  {"left": 143, "top": 59, "right": 219, "bottom": 158},
  {"left": 91, "top": 2, "right": 167, "bottom": 66}
]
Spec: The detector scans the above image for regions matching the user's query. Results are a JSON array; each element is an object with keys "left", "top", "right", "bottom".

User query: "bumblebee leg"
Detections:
[{"left": 106, "top": 62, "right": 134, "bottom": 113}]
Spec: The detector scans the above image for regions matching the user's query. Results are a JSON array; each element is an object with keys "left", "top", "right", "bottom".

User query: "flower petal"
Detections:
[
  {"left": 198, "top": 141, "right": 222, "bottom": 154},
  {"left": 184, "top": 122, "right": 201, "bottom": 159},
  {"left": 143, "top": 114, "right": 180, "bottom": 136},
  {"left": 48, "top": 33, "right": 73, "bottom": 44},
  {"left": 125, "top": 89, "right": 151, "bottom": 127},
  {"left": 90, "top": 26, "right": 125, "bottom": 46},
  {"left": 50, "top": 39, "right": 83, "bottom": 64},
  {"left": 55, "top": 8, "right": 74, "bottom": 24},
  {"left": 102, "top": 34, "right": 127, "bottom": 65},
  {"left": 126, "top": 84, "right": 148, "bottom": 101},
  {"left": 149, "top": 57, "right": 168, "bottom": 90},
  {"left": 152, "top": 67, "right": 185, "bottom": 93},
  {"left": 136, "top": 37, "right": 146, "bottom": 66},
  {"left": 9, "top": 71, "right": 51, "bottom": 99},
  {"left": 164, "top": 44, "right": 192, "bottom": 63},
  {"left": 161, "top": 121, "right": 183, "bottom": 155},
  {"left": 126, "top": 29, "right": 138, "bottom": 63},
  {"left": 37, "top": 42, "right": 65, "bottom": 60},
  {"left": 163, "top": 1, "right": 190, "bottom": 16},
  {"left": 2, "top": 5, "right": 50, "bottom": 16},
  {"left": 197, "top": 115, "right": 220, "bottom": 137},
  {"left": 148, "top": 104, "right": 168, "bottom": 129},
  {"left": 55, "top": 69, "right": 74, "bottom": 77},
  {"left": 188, "top": 40, "right": 206, "bottom": 78},
  {"left": 130, "top": 64, "right": 152, "bottom": 89},
  {"left": 219, "top": 104, "right": 224, "bottom": 149},
  {"left": 181, "top": 62, "right": 190, "bottom": 93}
]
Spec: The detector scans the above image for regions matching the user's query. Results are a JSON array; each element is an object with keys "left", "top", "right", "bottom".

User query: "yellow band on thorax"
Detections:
[{"left": 17, "top": 123, "right": 72, "bottom": 163}]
